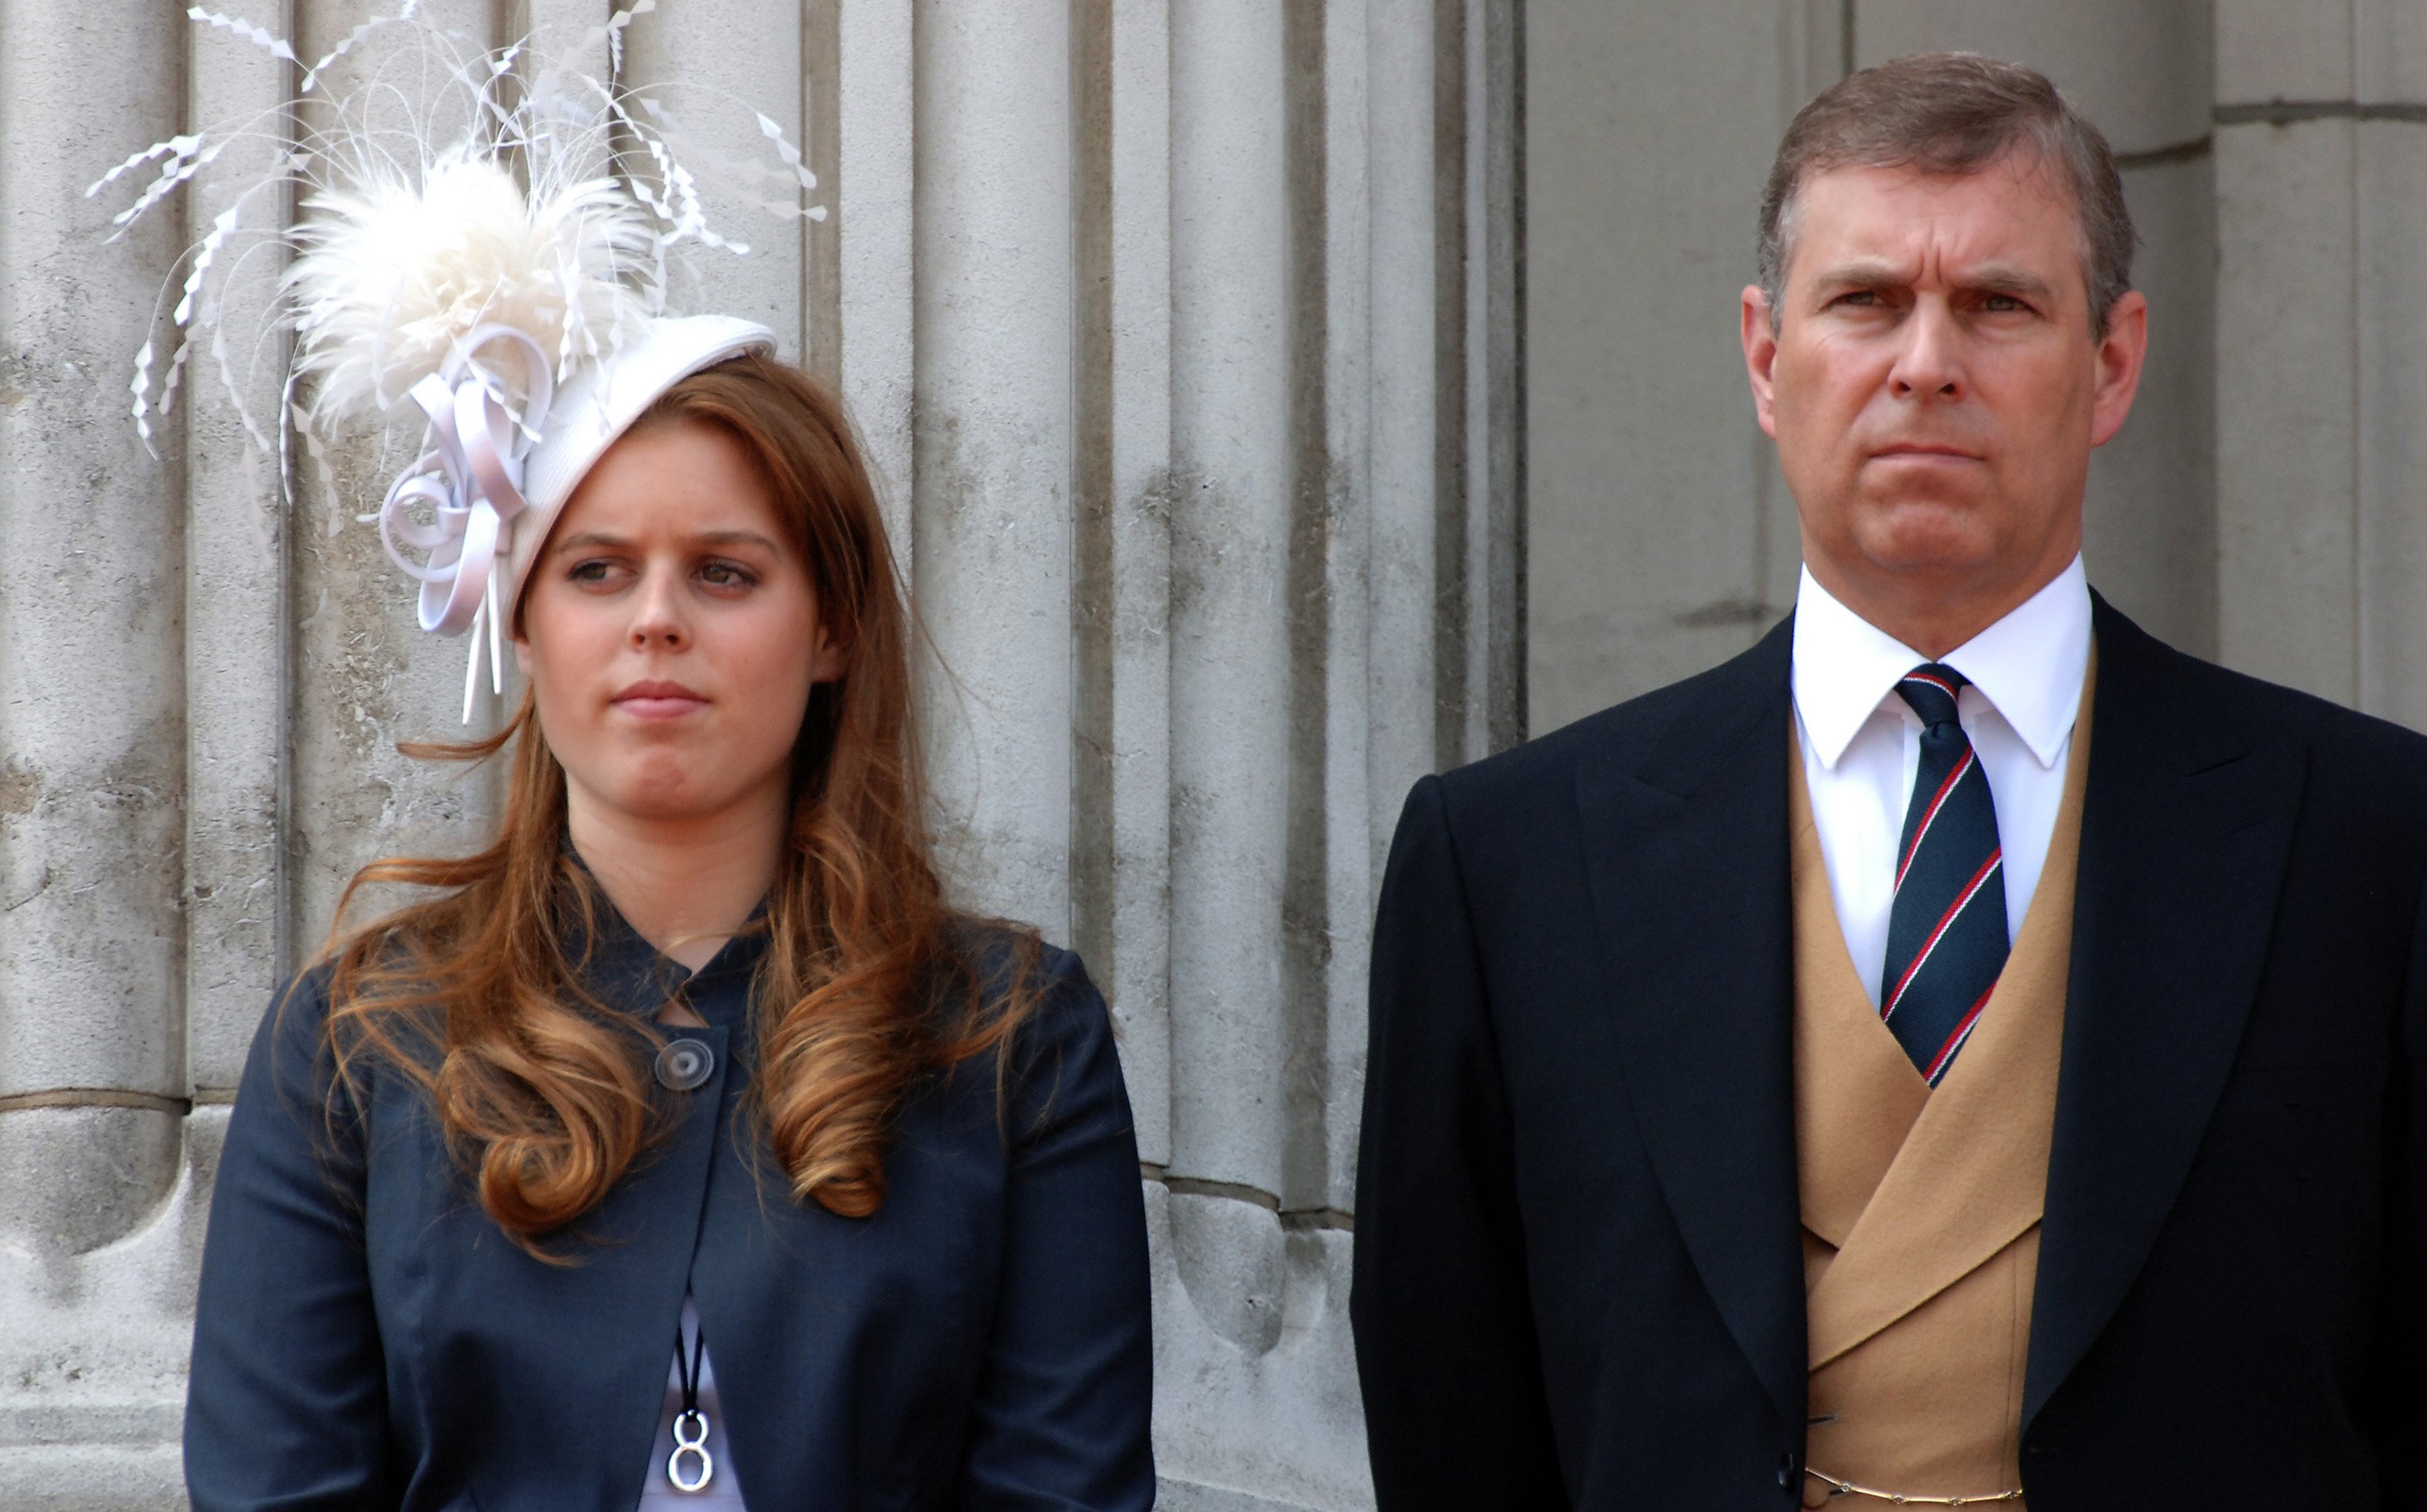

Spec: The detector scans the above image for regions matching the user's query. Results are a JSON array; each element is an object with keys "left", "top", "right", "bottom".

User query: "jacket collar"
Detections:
[{"left": 559, "top": 862, "right": 768, "bottom": 1029}]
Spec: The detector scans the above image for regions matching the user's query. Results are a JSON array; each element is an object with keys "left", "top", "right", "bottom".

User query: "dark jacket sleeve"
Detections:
[
  {"left": 1352, "top": 776, "right": 1565, "bottom": 1509},
  {"left": 2383, "top": 875, "right": 2427, "bottom": 1497},
  {"left": 955, "top": 949, "right": 1157, "bottom": 1510},
  {"left": 184, "top": 972, "right": 393, "bottom": 1510}
]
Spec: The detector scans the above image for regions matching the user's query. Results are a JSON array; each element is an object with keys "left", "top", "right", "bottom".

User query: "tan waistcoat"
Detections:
[{"left": 1791, "top": 670, "right": 2093, "bottom": 1509}]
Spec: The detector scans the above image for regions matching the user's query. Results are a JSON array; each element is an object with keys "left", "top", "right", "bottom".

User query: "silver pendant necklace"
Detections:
[{"left": 667, "top": 1316, "right": 714, "bottom": 1493}]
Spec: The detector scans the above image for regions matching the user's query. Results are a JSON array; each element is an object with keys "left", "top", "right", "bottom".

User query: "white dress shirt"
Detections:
[{"left": 1790, "top": 556, "right": 2092, "bottom": 1006}]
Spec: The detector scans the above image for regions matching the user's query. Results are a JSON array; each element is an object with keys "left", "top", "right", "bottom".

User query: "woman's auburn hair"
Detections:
[{"left": 318, "top": 352, "right": 1039, "bottom": 1254}]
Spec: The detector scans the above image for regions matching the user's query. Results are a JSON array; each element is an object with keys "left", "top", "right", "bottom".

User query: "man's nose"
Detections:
[{"left": 1887, "top": 298, "right": 1965, "bottom": 400}]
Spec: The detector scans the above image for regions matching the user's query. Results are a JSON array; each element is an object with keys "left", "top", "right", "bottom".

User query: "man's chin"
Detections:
[{"left": 1850, "top": 515, "right": 2001, "bottom": 582}]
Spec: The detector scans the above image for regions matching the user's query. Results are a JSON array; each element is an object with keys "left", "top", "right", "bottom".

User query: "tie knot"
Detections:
[{"left": 1895, "top": 663, "right": 1968, "bottom": 728}]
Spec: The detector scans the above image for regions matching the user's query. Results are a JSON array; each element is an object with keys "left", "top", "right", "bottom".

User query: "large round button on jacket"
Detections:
[{"left": 654, "top": 1037, "right": 714, "bottom": 1092}]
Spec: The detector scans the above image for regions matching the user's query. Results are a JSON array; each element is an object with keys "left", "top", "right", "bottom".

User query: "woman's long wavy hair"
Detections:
[{"left": 317, "top": 353, "right": 1037, "bottom": 1255}]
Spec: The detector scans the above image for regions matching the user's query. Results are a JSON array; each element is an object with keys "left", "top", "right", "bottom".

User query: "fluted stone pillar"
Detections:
[
  {"left": 2215, "top": 0, "right": 2427, "bottom": 726},
  {"left": 0, "top": 4, "right": 1521, "bottom": 1507},
  {"left": 911, "top": 0, "right": 1077, "bottom": 936},
  {"left": 0, "top": 3, "right": 203, "bottom": 1505}
]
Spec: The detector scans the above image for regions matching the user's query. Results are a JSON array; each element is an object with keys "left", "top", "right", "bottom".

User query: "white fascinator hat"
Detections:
[{"left": 91, "top": 6, "right": 818, "bottom": 719}]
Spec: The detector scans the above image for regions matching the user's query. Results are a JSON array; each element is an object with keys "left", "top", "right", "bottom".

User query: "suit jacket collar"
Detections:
[
  {"left": 2023, "top": 594, "right": 2305, "bottom": 1425},
  {"left": 1574, "top": 614, "right": 1807, "bottom": 1429}
]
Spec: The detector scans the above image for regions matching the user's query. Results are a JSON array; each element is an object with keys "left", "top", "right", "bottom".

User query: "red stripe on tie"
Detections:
[
  {"left": 1904, "top": 671, "right": 1962, "bottom": 701},
  {"left": 1883, "top": 849, "right": 2003, "bottom": 1020},
  {"left": 1923, "top": 980, "right": 1999, "bottom": 1084},
  {"left": 1895, "top": 748, "right": 1976, "bottom": 893}
]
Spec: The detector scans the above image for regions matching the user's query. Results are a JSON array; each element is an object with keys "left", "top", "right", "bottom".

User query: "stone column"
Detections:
[
  {"left": 910, "top": 0, "right": 1077, "bottom": 937},
  {"left": 0, "top": 3, "right": 201, "bottom": 1504},
  {"left": 2216, "top": 0, "right": 2427, "bottom": 725}
]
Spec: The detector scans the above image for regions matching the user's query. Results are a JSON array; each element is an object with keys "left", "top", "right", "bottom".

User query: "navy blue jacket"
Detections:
[
  {"left": 185, "top": 912, "right": 1154, "bottom": 1511},
  {"left": 1353, "top": 597, "right": 2427, "bottom": 1507}
]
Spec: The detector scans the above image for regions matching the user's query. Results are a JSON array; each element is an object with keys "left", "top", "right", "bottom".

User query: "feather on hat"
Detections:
[{"left": 92, "top": 2, "right": 818, "bottom": 720}]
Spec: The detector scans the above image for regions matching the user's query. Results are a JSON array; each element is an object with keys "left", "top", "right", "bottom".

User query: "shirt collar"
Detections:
[{"left": 1791, "top": 553, "right": 2090, "bottom": 771}]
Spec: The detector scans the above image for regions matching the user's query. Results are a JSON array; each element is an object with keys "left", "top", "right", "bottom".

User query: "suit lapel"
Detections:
[
  {"left": 2023, "top": 598, "right": 2307, "bottom": 1425},
  {"left": 1574, "top": 617, "right": 1806, "bottom": 1428}
]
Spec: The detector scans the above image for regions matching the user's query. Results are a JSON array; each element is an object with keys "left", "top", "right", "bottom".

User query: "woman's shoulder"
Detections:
[
  {"left": 934, "top": 920, "right": 1125, "bottom": 1132},
  {"left": 943, "top": 919, "right": 1105, "bottom": 1034}
]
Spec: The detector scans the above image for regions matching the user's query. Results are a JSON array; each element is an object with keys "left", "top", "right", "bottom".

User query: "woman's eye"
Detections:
[
  {"left": 569, "top": 560, "right": 617, "bottom": 583},
  {"left": 699, "top": 561, "right": 760, "bottom": 589}
]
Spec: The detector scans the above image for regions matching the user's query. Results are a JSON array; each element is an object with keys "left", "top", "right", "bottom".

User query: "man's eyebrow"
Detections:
[
  {"left": 1961, "top": 265, "right": 2056, "bottom": 300},
  {"left": 1807, "top": 259, "right": 1910, "bottom": 290}
]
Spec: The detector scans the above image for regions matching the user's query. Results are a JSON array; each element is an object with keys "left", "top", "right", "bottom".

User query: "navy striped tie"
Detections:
[{"left": 1880, "top": 664, "right": 2008, "bottom": 1086}]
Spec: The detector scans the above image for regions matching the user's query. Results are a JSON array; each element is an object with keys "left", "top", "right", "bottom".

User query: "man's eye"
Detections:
[
  {"left": 1832, "top": 290, "right": 1883, "bottom": 308},
  {"left": 1982, "top": 294, "right": 2026, "bottom": 313}
]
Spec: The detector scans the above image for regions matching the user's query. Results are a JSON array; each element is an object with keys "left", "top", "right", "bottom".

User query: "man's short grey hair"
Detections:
[{"left": 1757, "top": 53, "right": 2137, "bottom": 334}]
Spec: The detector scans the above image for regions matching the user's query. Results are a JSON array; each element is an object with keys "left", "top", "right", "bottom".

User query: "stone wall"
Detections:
[
  {"left": 0, "top": 2, "right": 1519, "bottom": 1508},
  {"left": 1527, "top": 0, "right": 2427, "bottom": 737}
]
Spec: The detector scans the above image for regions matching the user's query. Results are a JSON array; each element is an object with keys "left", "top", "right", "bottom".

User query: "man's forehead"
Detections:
[{"left": 1790, "top": 155, "right": 2082, "bottom": 283}]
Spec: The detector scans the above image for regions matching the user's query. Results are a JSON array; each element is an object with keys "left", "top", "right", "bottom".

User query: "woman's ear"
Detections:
[
  {"left": 512, "top": 635, "right": 534, "bottom": 677},
  {"left": 811, "top": 628, "right": 852, "bottom": 685}
]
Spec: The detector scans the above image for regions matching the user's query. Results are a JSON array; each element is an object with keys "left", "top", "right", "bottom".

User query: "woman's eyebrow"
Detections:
[
  {"left": 549, "top": 529, "right": 629, "bottom": 555},
  {"left": 691, "top": 529, "right": 784, "bottom": 552}
]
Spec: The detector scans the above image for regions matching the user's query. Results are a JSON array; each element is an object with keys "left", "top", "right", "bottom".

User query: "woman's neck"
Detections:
[{"left": 565, "top": 780, "right": 787, "bottom": 974}]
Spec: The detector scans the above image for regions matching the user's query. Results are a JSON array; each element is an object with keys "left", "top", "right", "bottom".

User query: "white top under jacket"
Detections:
[
  {"left": 1790, "top": 555, "right": 2093, "bottom": 1007},
  {"left": 637, "top": 1292, "right": 748, "bottom": 1510}
]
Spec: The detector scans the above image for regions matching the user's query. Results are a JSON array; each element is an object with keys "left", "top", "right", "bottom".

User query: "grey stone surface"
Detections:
[
  {"left": 2216, "top": 116, "right": 2360, "bottom": 703},
  {"left": 1523, "top": 0, "right": 1811, "bottom": 734},
  {"left": 1857, "top": 0, "right": 2212, "bottom": 153},
  {"left": 2216, "top": 0, "right": 2353, "bottom": 105},
  {"left": 2357, "top": 116, "right": 2427, "bottom": 727}
]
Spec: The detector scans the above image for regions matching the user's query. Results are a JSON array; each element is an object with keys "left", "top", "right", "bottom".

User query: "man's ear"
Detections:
[
  {"left": 2089, "top": 289, "right": 2149, "bottom": 450},
  {"left": 1741, "top": 285, "right": 1781, "bottom": 439}
]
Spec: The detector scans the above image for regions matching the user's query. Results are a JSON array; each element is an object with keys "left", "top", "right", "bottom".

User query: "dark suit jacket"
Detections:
[
  {"left": 185, "top": 914, "right": 1154, "bottom": 1511},
  {"left": 1352, "top": 596, "right": 2427, "bottom": 1508}
]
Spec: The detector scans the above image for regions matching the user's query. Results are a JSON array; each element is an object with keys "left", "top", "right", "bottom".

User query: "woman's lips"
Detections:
[{"left": 612, "top": 681, "right": 708, "bottom": 720}]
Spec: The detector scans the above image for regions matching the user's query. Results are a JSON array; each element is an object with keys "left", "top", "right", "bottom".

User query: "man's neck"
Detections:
[
  {"left": 566, "top": 783, "right": 786, "bottom": 973},
  {"left": 1803, "top": 553, "right": 2075, "bottom": 660}
]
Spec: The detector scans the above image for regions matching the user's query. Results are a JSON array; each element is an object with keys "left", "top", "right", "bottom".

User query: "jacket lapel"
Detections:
[
  {"left": 1574, "top": 617, "right": 1806, "bottom": 1429},
  {"left": 2023, "top": 598, "right": 2306, "bottom": 1425}
]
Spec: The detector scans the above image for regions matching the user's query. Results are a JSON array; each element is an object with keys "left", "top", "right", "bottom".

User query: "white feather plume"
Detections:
[
  {"left": 89, "top": 3, "right": 825, "bottom": 458},
  {"left": 285, "top": 149, "right": 660, "bottom": 428}
]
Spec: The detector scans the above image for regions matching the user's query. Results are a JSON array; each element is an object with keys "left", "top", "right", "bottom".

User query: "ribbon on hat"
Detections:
[{"left": 375, "top": 324, "right": 556, "bottom": 722}]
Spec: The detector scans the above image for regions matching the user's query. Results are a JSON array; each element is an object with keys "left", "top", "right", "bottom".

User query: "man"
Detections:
[{"left": 1353, "top": 53, "right": 2427, "bottom": 1508}]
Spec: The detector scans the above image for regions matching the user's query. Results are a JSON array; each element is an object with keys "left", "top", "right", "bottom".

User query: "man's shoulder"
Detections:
[
  {"left": 1434, "top": 622, "right": 1790, "bottom": 818},
  {"left": 2096, "top": 600, "right": 2427, "bottom": 786}
]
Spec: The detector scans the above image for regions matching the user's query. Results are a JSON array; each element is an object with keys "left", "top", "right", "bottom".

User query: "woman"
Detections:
[{"left": 184, "top": 321, "right": 1155, "bottom": 1510}]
